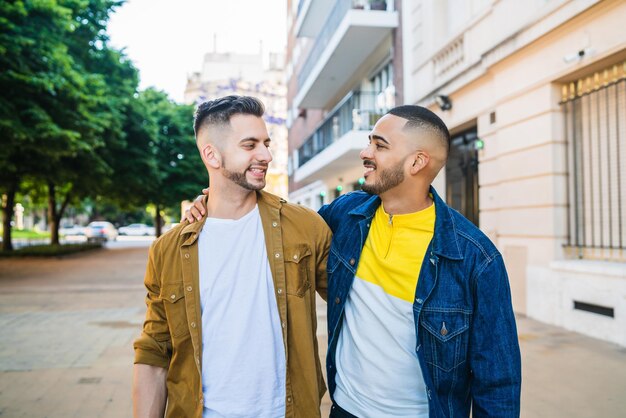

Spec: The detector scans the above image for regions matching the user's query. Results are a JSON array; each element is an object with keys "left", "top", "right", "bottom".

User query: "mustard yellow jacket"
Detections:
[{"left": 134, "top": 191, "right": 332, "bottom": 417}]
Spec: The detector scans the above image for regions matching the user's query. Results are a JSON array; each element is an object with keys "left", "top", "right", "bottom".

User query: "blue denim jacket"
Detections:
[{"left": 318, "top": 187, "right": 521, "bottom": 418}]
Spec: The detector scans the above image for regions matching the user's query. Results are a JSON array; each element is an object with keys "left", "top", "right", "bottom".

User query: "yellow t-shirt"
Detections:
[{"left": 356, "top": 202, "right": 436, "bottom": 302}]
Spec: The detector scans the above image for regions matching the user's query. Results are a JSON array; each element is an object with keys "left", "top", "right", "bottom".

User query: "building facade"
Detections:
[
  {"left": 402, "top": 0, "right": 626, "bottom": 346},
  {"left": 286, "top": 0, "right": 401, "bottom": 210},
  {"left": 185, "top": 51, "right": 289, "bottom": 198}
]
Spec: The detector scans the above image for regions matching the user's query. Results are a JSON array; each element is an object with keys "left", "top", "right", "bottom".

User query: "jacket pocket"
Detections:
[
  {"left": 160, "top": 283, "right": 190, "bottom": 338},
  {"left": 284, "top": 244, "right": 312, "bottom": 297},
  {"left": 420, "top": 308, "right": 470, "bottom": 372}
]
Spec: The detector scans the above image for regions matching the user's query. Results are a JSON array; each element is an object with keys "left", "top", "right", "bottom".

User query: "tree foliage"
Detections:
[{"left": 1, "top": 0, "right": 206, "bottom": 249}]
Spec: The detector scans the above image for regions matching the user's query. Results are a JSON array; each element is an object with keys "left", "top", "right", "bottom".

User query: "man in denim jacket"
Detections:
[
  {"left": 186, "top": 105, "right": 521, "bottom": 417},
  {"left": 319, "top": 105, "right": 521, "bottom": 418}
]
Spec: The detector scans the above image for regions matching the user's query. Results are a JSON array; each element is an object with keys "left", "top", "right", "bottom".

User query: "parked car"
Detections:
[
  {"left": 118, "top": 223, "right": 155, "bottom": 236},
  {"left": 59, "top": 225, "right": 85, "bottom": 236},
  {"left": 85, "top": 221, "right": 118, "bottom": 242}
]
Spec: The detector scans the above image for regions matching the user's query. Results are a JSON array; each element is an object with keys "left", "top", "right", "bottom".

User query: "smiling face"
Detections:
[
  {"left": 200, "top": 114, "right": 273, "bottom": 191},
  {"left": 359, "top": 114, "right": 416, "bottom": 196}
]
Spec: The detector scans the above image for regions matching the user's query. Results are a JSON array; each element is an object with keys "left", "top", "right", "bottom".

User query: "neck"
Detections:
[
  {"left": 205, "top": 181, "right": 259, "bottom": 219},
  {"left": 379, "top": 181, "right": 432, "bottom": 215}
]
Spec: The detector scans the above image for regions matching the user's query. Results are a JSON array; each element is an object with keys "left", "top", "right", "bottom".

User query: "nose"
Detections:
[
  {"left": 257, "top": 144, "right": 273, "bottom": 163},
  {"left": 360, "top": 144, "right": 373, "bottom": 160}
]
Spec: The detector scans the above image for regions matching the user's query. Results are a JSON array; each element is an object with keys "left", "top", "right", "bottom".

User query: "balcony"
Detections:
[
  {"left": 294, "top": 91, "right": 389, "bottom": 183},
  {"left": 294, "top": 0, "right": 398, "bottom": 110},
  {"left": 295, "top": 0, "right": 335, "bottom": 38}
]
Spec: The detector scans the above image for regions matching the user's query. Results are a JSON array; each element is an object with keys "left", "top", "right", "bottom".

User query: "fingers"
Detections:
[
  {"left": 190, "top": 206, "right": 204, "bottom": 221},
  {"left": 202, "top": 188, "right": 210, "bottom": 195}
]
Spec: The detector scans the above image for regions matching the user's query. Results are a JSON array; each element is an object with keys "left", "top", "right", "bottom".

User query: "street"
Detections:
[{"left": 0, "top": 245, "right": 625, "bottom": 417}]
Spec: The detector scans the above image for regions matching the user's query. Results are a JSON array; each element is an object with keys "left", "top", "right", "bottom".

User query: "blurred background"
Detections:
[{"left": 1, "top": 0, "right": 625, "bottom": 417}]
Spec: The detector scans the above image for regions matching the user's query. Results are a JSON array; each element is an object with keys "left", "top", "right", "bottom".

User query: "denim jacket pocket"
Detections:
[
  {"left": 284, "top": 244, "right": 312, "bottom": 297},
  {"left": 420, "top": 309, "right": 471, "bottom": 372},
  {"left": 160, "top": 283, "right": 190, "bottom": 338}
]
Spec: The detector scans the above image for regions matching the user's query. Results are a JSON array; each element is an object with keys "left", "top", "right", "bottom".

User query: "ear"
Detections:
[
  {"left": 201, "top": 143, "right": 221, "bottom": 169},
  {"left": 410, "top": 151, "right": 430, "bottom": 175}
]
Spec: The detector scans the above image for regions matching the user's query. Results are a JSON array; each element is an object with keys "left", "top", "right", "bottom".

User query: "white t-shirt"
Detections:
[{"left": 198, "top": 205, "right": 286, "bottom": 418}]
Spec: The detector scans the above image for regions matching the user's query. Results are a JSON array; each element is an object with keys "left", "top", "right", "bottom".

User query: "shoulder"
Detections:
[
  {"left": 281, "top": 200, "right": 329, "bottom": 231},
  {"left": 447, "top": 207, "right": 500, "bottom": 260},
  {"left": 328, "top": 191, "right": 372, "bottom": 210},
  {"left": 149, "top": 222, "right": 189, "bottom": 257},
  {"left": 258, "top": 190, "right": 329, "bottom": 232},
  {"left": 319, "top": 191, "right": 374, "bottom": 224}
]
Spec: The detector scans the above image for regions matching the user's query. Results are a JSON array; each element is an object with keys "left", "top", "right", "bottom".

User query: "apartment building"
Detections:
[{"left": 286, "top": 0, "right": 401, "bottom": 210}]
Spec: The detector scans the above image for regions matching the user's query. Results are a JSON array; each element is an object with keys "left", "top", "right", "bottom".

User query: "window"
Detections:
[{"left": 561, "top": 62, "right": 626, "bottom": 260}]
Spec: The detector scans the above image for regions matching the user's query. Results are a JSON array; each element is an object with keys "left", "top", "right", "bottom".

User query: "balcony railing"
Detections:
[
  {"left": 297, "top": 0, "right": 391, "bottom": 91},
  {"left": 297, "top": 91, "right": 388, "bottom": 167}
]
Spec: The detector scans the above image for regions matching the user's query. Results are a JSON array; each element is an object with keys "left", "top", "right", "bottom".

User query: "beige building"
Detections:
[
  {"left": 185, "top": 51, "right": 289, "bottom": 198},
  {"left": 403, "top": 0, "right": 626, "bottom": 346}
]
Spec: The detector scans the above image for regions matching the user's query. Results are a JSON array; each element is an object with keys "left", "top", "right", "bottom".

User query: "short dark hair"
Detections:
[
  {"left": 193, "top": 95, "right": 265, "bottom": 137},
  {"left": 387, "top": 105, "right": 450, "bottom": 154}
]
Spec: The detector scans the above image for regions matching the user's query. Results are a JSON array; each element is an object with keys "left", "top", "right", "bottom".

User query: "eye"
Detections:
[{"left": 242, "top": 143, "right": 255, "bottom": 150}]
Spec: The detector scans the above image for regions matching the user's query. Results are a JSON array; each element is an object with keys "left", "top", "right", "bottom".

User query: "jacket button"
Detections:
[
  {"left": 272, "top": 221, "right": 278, "bottom": 227},
  {"left": 185, "top": 253, "right": 190, "bottom": 259},
  {"left": 335, "top": 297, "right": 340, "bottom": 304},
  {"left": 349, "top": 258, "right": 355, "bottom": 266},
  {"left": 170, "top": 294, "right": 176, "bottom": 300},
  {"left": 440, "top": 322, "right": 448, "bottom": 336},
  {"left": 186, "top": 286, "right": 192, "bottom": 292},
  {"left": 277, "top": 288, "right": 283, "bottom": 294},
  {"left": 191, "top": 322, "right": 196, "bottom": 328}
]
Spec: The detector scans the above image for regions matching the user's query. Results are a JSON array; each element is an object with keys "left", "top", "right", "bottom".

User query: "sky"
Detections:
[{"left": 107, "top": 0, "right": 288, "bottom": 102}]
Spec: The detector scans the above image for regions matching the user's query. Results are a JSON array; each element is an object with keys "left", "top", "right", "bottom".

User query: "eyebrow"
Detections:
[
  {"left": 238, "top": 136, "right": 271, "bottom": 144},
  {"left": 369, "top": 134, "right": 390, "bottom": 145}
]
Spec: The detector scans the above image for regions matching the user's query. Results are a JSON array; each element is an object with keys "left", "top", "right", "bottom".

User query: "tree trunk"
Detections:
[
  {"left": 47, "top": 182, "right": 72, "bottom": 246},
  {"left": 1, "top": 183, "right": 17, "bottom": 252},
  {"left": 155, "top": 204, "right": 162, "bottom": 237},
  {"left": 48, "top": 182, "right": 60, "bottom": 245}
]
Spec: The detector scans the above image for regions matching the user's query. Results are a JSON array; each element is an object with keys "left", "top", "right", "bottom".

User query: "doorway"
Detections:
[{"left": 446, "top": 127, "right": 479, "bottom": 226}]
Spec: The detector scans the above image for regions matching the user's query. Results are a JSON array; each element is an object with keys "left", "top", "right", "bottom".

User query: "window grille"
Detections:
[{"left": 561, "top": 61, "right": 626, "bottom": 261}]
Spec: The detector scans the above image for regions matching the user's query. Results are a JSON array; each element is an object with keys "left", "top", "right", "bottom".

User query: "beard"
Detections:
[
  {"left": 361, "top": 160, "right": 405, "bottom": 195},
  {"left": 221, "top": 157, "right": 267, "bottom": 191}
]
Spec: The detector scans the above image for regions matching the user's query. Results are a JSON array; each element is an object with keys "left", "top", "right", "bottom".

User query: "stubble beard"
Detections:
[
  {"left": 361, "top": 162, "right": 405, "bottom": 195},
  {"left": 221, "top": 158, "right": 266, "bottom": 191}
]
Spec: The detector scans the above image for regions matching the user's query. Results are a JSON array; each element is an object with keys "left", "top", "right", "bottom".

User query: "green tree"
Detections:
[
  {"left": 0, "top": 0, "right": 86, "bottom": 250},
  {"left": 138, "top": 89, "right": 207, "bottom": 236},
  {"left": 42, "top": 0, "right": 137, "bottom": 245}
]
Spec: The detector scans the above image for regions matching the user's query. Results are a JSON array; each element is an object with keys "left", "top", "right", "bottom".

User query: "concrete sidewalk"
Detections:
[{"left": 1, "top": 248, "right": 625, "bottom": 417}]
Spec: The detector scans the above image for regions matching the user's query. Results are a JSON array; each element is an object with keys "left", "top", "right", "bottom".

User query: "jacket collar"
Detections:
[
  {"left": 179, "top": 190, "right": 284, "bottom": 246},
  {"left": 347, "top": 186, "right": 463, "bottom": 260}
]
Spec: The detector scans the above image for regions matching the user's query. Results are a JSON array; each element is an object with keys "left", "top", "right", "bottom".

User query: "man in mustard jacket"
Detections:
[{"left": 133, "top": 95, "right": 331, "bottom": 418}]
